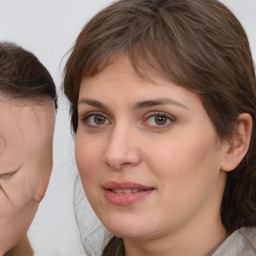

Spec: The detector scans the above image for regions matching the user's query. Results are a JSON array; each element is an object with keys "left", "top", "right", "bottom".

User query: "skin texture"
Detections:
[
  {"left": 0, "top": 98, "right": 55, "bottom": 256},
  {"left": 75, "top": 56, "right": 252, "bottom": 256}
]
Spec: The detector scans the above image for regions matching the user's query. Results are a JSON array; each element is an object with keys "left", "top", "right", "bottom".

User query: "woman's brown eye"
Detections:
[
  {"left": 155, "top": 115, "right": 167, "bottom": 125},
  {"left": 94, "top": 115, "right": 106, "bottom": 125},
  {"left": 145, "top": 113, "right": 174, "bottom": 127},
  {"left": 84, "top": 113, "right": 110, "bottom": 126}
]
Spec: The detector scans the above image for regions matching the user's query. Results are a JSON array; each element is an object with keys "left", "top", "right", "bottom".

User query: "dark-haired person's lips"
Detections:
[{"left": 103, "top": 181, "right": 155, "bottom": 206}]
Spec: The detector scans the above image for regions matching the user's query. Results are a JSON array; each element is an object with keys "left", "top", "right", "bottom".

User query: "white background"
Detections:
[{"left": 0, "top": 1, "right": 255, "bottom": 255}]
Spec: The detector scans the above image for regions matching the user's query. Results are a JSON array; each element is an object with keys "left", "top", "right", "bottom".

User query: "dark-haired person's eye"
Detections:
[
  {"left": 0, "top": 173, "right": 12, "bottom": 179},
  {"left": 82, "top": 113, "right": 110, "bottom": 127},
  {"left": 143, "top": 112, "right": 175, "bottom": 128}
]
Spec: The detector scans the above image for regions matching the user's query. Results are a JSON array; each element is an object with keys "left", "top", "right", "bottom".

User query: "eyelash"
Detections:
[{"left": 81, "top": 111, "right": 175, "bottom": 128}]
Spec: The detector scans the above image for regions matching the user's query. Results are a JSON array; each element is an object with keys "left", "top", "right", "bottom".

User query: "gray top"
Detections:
[{"left": 212, "top": 227, "right": 256, "bottom": 256}]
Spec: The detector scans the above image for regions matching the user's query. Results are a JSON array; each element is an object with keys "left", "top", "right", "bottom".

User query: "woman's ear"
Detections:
[{"left": 221, "top": 113, "right": 252, "bottom": 172}]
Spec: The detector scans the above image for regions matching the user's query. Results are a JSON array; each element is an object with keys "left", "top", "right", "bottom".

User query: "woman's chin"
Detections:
[{"left": 103, "top": 221, "right": 151, "bottom": 240}]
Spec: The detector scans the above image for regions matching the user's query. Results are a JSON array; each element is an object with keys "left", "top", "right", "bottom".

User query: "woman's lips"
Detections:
[{"left": 103, "top": 181, "right": 155, "bottom": 206}]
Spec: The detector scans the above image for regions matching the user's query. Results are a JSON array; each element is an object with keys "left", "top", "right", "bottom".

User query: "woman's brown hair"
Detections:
[
  {"left": 0, "top": 42, "right": 57, "bottom": 108},
  {"left": 63, "top": 0, "right": 256, "bottom": 255}
]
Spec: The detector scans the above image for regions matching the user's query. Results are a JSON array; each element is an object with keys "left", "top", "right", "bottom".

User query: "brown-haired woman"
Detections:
[
  {"left": 0, "top": 42, "right": 57, "bottom": 256},
  {"left": 63, "top": 0, "right": 256, "bottom": 255}
]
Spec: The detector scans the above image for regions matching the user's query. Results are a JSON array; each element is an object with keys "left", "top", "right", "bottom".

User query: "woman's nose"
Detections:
[{"left": 102, "top": 126, "right": 141, "bottom": 170}]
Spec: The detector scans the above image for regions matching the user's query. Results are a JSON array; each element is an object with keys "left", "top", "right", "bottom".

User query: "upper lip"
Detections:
[{"left": 103, "top": 181, "right": 155, "bottom": 190}]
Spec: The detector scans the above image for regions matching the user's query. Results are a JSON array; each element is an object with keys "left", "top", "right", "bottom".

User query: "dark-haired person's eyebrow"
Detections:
[
  {"left": 134, "top": 98, "right": 188, "bottom": 110},
  {"left": 78, "top": 98, "right": 109, "bottom": 110}
]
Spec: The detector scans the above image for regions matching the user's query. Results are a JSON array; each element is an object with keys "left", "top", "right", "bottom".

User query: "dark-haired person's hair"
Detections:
[
  {"left": 0, "top": 42, "right": 57, "bottom": 108},
  {"left": 63, "top": 0, "right": 256, "bottom": 255}
]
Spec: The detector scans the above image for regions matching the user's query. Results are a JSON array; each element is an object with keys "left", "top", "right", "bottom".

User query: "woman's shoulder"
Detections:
[
  {"left": 212, "top": 227, "right": 256, "bottom": 256},
  {"left": 12, "top": 236, "right": 34, "bottom": 256}
]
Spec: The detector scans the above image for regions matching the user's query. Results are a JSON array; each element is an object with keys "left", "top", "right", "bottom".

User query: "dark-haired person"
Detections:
[
  {"left": 63, "top": 0, "right": 256, "bottom": 255},
  {"left": 0, "top": 42, "right": 57, "bottom": 256}
]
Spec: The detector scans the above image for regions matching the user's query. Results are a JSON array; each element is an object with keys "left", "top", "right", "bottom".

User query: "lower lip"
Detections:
[{"left": 104, "top": 189, "right": 154, "bottom": 206}]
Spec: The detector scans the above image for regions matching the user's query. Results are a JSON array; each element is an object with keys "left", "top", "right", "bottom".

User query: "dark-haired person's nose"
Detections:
[{"left": 103, "top": 126, "right": 141, "bottom": 170}]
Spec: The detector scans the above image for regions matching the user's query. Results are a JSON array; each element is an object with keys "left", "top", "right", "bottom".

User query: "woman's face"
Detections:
[
  {"left": 76, "top": 56, "right": 229, "bottom": 244},
  {"left": 0, "top": 97, "right": 55, "bottom": 253}
]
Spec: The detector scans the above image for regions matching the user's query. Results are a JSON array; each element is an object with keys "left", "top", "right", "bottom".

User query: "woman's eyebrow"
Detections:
[
  {"left": 78, "top": 98, "right": 188, "bottom": 110},
  {"left": 78, "top": 98, "right": 109, "bottom": 110},
  {"left": 134, "top": 98, "right": 188, "bottom": 110}
]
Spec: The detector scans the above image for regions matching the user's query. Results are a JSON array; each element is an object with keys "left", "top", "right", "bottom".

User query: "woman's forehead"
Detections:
[{"left": 0, "top": 98, "right": 55, "bottom": 140}]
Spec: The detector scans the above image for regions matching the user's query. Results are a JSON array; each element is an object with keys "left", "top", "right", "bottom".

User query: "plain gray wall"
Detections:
[{"left": 0, "top": 0, "right": 255, "bottom": 255}]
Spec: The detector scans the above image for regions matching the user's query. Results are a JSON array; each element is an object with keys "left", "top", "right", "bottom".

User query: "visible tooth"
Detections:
[
  {"left": 123, "top": 189, "right": 132, "bottom": 194},
  {"left": 114, "top": 189, "right": 123, "bottom": 194},
  {"left": 111, "top": 188, "right": 141, "bottom": 194}
]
